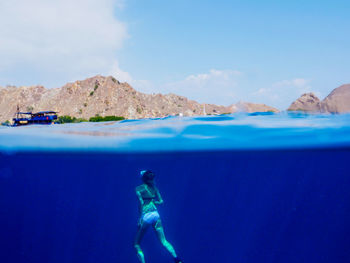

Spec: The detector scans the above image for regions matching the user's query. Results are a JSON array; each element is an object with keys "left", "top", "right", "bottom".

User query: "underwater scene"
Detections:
[{"left": 1, "top": 113, "right": 350, "bottom": 263}]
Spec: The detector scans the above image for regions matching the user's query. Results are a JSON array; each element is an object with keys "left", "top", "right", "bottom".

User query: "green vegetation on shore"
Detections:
[
  {"left": 57, "top": 116, "right": 88, "bottom": 123},
  {"left": 57, "top": 115, "right": 125, "bottom": 124},
  {"left": 88, "top": 115, "right": 125, "bottom": 122},
  {"left": 0, "top": 120, "right": 10, "bottom": 126}
]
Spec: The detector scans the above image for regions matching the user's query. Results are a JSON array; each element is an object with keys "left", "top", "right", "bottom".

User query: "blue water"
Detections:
[{"left": 0, "top": 113, "right": 350, "bottom": 263}]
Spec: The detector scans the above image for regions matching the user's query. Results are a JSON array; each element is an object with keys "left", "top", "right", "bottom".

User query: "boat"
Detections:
[{"left": 12, "top": 111, "right": 58, "bottom": 126}]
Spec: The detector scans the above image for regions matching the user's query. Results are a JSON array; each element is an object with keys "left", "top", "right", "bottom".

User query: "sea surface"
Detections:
[{"left": 0, "top": 113, "right": 349, "bottom": 263}]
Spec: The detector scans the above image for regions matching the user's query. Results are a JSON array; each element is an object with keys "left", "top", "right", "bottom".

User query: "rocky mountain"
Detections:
[
  {"left": 320, "top": 84, "right": 350, "bottom": 113},
  {"left": 235, "top": 101, "right": 279, "bottom": 113},
  {"left": 287, "top": 93, "right": 321, "bottom": 112},
  {"left": 288, "top": 84, "right": 350, "bottom": 113},
  {"left": 0, "top": 75, "right": 279, "bottom": 122}
]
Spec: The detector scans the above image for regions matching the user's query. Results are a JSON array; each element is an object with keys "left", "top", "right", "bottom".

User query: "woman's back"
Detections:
[{"left": 136, "top": 184, "right": 158, "bottom": 214}]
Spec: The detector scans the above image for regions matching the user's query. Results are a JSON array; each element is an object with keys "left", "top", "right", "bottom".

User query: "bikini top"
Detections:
[{"left": 142, "top": 185, "right": 157, "bottom": 201}]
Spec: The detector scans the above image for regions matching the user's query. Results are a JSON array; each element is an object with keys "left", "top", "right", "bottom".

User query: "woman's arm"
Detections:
[
  {"left": 154, "top": 187, "right": 164, "bottom": 205},
  {"left": 136, "top": 189, "right": 144, "bottom": 208},
  {"left": 136, "top": 190, "right": 144, "bottom": 226}
]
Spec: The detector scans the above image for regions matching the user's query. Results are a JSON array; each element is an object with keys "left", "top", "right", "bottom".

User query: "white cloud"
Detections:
[
  {"left": 159, "top": 69, "right": 242, "bottom": 105},
  {"left": 108, "top": 64, "right": 318, "bottom": 110},
  {"left": 108, "top": 61, "right": 133, "bottom": 83},
  {"left": 108, "top": 61, "right": 154, "bottom": 93},
  {"left": 250, "top": 78, "right": 320, "bottom": 109},
  {"left": 108, "top": 65, "right": 318, "bottom": 110},
  {"left": 273, "top": 78, "right": 312, "bottom": 94},
  {"left": 0, "top": 0, "right": 127, "bottom": 87},
  {"left": 108, "top": 68, "right": 243, "bottom": 105}
]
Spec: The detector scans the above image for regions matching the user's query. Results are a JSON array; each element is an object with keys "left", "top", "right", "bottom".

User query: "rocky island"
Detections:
[
  {"left": 0, "top": 75, "right": 278, "bottom": 122},
  {"left": 288, "top": 84, "right": 350, "bottom": 113}
]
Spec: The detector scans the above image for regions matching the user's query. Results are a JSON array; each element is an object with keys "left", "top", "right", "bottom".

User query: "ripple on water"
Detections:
[{"left": 0, "top": 113, "right": 350, "bottom": 152}]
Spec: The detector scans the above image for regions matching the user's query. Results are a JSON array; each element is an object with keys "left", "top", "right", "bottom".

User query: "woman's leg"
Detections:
[
  {"left": 153, "top": 220, "right": 177, "bottom": 258},
  {"left": 134, "top": 222, "right": 149, "bottom": 263}
]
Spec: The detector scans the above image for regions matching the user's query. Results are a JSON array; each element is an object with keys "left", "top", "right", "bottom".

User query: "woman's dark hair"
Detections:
[{"left": 141, "top": 170, "right": 155, "bottom": 183}]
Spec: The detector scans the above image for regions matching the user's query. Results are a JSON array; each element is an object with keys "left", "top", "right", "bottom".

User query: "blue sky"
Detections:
[{"left": 0, "top": 0, "right": 349, "bottom": 109}]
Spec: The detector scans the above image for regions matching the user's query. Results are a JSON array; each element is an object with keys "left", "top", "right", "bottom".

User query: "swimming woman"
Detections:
[{"left": 134, "top": 170, "right": 183, "bottom": 263}]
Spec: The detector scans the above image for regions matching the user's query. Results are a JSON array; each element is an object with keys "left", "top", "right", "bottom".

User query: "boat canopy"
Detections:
[
  {"left": 35, "top": 111, "right": 58, "bottom": 114},
  {"left": 17, "top": 112, "right": 32, "bottom": 115}
]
